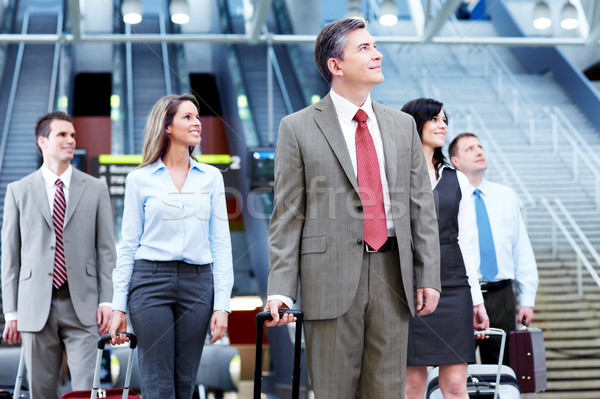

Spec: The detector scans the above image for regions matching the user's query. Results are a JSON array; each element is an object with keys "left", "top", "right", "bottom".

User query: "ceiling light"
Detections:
[
  {"left": 532, "top": 0, "right": 551, "bottom": 30},
  {"left": 122, "top": 0, "right": 142, "bottom": 25},
  {"left": 379, "top": 0, "right": 399, "bottom": 26},
  {"left": 560, "top": 2, "right": 578, "bottom": 29},
  {"left": 170, "top": 0, "right": 190, "bottom": 25}
]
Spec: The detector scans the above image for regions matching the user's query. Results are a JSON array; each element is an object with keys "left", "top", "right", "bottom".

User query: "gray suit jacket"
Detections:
[
  {"left": 268, "top": 94, "right": 441, "bottom": 320},
  {"left": 1, "top": 167, "right": 116, "bottom": 331}
]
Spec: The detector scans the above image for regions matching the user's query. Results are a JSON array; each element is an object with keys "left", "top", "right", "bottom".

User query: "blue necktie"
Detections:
[{"left": 474, "top": 188, "right": 498, "bottom": 282}]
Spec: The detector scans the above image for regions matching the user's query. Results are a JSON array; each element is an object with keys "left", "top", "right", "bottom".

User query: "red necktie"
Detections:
[
  {"left": 354, "top": 109, "right": 387, "bottom": 251},
  {"left": 52, "top": 179, "right": 67, "bottom": 288}
]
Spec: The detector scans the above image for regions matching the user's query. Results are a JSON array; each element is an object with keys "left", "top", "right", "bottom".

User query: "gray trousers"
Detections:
[
  {"left": 303, "top": 249, "right": 409, "bottom": 399},
  {"left": 21, "top": 284, "right": 98, "bottom": 399},
  {"left": 128, "top": 260, "right": 214, "bottom": 399}
]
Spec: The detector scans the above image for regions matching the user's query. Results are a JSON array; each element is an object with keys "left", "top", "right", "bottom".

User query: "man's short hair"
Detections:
[
  {"left": 35, "top": 111, "right": 73, "bottom": 151},
  {"left": 314, "top": 17, "right": 367, "bottom": 84},
  {"left": 448, "top": 132, "right": 479, "bottom": 159}
]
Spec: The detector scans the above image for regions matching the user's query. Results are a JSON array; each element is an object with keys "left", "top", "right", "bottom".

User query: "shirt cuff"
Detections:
[
  {"left": 4, "top": 312, "right": 17, "bottom": 322},
  {"left": 112, "top": 293, "right": 128, "bottom": 313},
  {"left": 98, "top": 302, "right": 111, "bottom": 308},
  {"left": 519, "top": 293, "right": 536, "bottom": 308},
  {"left": 267, "top": 295, "right": 294, "bottom": 310}
]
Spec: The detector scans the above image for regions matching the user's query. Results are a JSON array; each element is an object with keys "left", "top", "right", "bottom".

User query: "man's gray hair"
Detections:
[{"left": 314, "top": 17, "right": 367, "bottom": 84}]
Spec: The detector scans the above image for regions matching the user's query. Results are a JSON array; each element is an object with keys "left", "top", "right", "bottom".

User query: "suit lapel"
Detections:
[
  {"left": 30, "top": 170, "right": 53, "bottom": 228},
  {"left": 64, "top": 169, "right": 86, "bottom": 227},
  {"left": 314, "top": 95, "right": 360, "bottom": 194},
  {"left": 373, "top": 101, "right": 398, "bottom": 190}
]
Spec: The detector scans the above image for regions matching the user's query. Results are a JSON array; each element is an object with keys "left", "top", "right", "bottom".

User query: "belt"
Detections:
[
  {"left": 365, "top": 237, "right": 397, "bottom": 253},
  {"left": 480, "top": 279, "right": 512, "bottom": 293}
]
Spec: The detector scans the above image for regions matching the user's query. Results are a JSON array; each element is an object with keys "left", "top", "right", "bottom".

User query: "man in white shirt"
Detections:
[
  {"left": 2, "top": 111, "right": 116, "bottom": 398},
  {"left": 449, "top": 132, "right": 539, "bottom": 365}
]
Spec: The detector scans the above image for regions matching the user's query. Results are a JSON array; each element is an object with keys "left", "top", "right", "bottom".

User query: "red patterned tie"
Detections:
[
  {"left": 52, "top": 179, "right": 67, "bottom": 288},
  {"left": 354, "top": 109, "right": 387, "bottom": 251}
]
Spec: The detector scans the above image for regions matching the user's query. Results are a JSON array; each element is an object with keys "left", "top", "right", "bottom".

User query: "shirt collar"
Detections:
[
  {"left": 473, "top": 178, "right": 490, "bottom": 196},
  {"left": 329, "top": 89, "right": 376, "bottom": 125},
  {"left": 151, "top": 157, "right": 206, "bottom": 174},
  {"left": 41, "top": 164, "right": 72, "bottom": 189}
]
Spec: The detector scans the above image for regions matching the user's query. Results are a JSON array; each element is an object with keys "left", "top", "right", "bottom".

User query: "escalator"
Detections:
[
  {"left": 0, "top": 10, "right": 62, "bottom": 224},
  {"left": 122, "top": 14, "right": 179, "bottom": 154}
]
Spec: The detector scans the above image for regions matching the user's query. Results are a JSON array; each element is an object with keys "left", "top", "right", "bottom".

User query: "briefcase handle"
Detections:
[{"left": 255, "top": 310, "right": 304, "bottom": 399}]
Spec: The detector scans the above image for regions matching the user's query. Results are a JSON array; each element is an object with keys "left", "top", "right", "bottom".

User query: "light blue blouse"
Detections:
[{"left": 112, "top": 158, "right": 233, "bottom": 313}]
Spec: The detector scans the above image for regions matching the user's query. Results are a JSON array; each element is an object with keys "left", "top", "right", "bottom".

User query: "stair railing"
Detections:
[
  {"left": 542, "top": 107, "right": 600, "bottom": 211},
  {"left": 542, "top": 197, "right": 600, "bottom": 295},
  {"left": 467, "top": 106, "right": 536, "bottom": 208}
]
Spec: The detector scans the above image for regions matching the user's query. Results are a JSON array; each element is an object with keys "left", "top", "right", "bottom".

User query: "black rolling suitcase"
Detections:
[{"left": 254, "top": 310, "right": 304, "bottom": 399}]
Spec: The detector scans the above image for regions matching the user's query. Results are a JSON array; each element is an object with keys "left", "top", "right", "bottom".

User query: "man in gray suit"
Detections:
[
  {"left": 265, "top": 18, "right": 441, "bottom": 398},
  {"left": 1, "top": 111, "right": 116, "bottom": 398}
]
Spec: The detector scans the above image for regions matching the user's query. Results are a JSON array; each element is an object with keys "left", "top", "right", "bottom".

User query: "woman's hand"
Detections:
[
  {"left": 109, "top": 311, "right": 129, "bottom": 345},
  {"left": 209, "top": 310, "right": 229, "bottom": 344},
  {"left": 473, "top": 303, "right": 490, "bottom": 339}
]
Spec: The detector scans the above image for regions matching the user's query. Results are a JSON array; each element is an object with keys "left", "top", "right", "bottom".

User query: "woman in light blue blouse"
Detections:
[{"left": 109, "top": 94, "right": 233, "bottom": 399}]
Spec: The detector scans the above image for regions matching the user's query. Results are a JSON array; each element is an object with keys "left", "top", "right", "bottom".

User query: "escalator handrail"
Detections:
[
  {"left": 0, "top": 10, "right": 30, "bottom": 175},
  {"left": 47, "top": 11, "right": 64, "bottom": 113}
]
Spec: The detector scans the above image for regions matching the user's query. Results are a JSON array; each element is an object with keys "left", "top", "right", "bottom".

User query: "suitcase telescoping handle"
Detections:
[
  {"left": 255, "top": 310, "right": 304, "bottom": 399},
  {"left": 13, "top": 345, "right": 25, "bottom": 399},
  {"left": 474, "top": 328, "right": 506, "bottom": 399},
  {"left": 91, "top": 332, "right": 137, "bottom": 399}
]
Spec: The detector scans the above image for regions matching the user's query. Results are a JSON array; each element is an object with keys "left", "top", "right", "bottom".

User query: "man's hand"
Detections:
[
  {"left": 264, "top": 300, "right": 296, "bottom": 327},
  {"left": 109, "top": 311, "right": 129, "bottom": 345},
  {"left": 473, "top": 303, "right": 490, "bottom": 339},
  {"left": 2, "top": 320, "right": 21, "bottom": 344},
  {"left": 97, "top": 305, "right": 112, "bottom": 335},
  {"left": 209, "top": 311, "right": 229, "bottom": 344},
  {"left": 518, "top": 306, "right": 534, "bottom": 326},
  {"left": 416, "top": 288, "right": 440, "bottom": 316}
]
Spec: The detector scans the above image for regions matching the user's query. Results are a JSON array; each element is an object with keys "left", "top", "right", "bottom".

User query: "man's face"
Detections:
[
  {"left": 451, "top": 136, "right": 487, "bottom": 175},
  {"left": 333, "top": 28, "right": 384, "bottom": 89},
  {"left": 38, "top": 119, "right": 76, "bottom": 164}
]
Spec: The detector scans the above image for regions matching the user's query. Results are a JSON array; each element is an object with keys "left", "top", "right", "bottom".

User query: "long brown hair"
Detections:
[{"left": 140, "top": 94, "right": 199, "bottom": 168}]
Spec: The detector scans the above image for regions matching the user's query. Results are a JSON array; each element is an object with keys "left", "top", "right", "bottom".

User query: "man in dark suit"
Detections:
[
  {"left": 2, "top": 111, "right": 116, "bottom": 398},
  {"left": 265, "top": 18, "right": 441, "bottom": 397}
]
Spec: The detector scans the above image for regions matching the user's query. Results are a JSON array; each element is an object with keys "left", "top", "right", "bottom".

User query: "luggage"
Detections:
[
  {"left": 60, "top": 333, "right": 140, "bottom": 399},
  {"left": 0, "top": 345, "right": 29, "bottom": 398},
  {"left": 254, "top": 309, "right": 304, "bottom": 399},
  {"left": 426, "top": 328, "right": 520, "bottom": 399},
  {"left": 509, "top": 328, "right": 547, "bottom": 393}
]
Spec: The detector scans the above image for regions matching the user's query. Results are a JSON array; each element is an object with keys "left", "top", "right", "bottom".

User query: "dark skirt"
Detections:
[{"left": 406, "top": 285, "right": 475, "bottom": 366}]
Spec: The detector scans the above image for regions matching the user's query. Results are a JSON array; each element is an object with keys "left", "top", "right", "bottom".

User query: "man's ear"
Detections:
[
  {"left": 450, "top": 156, "right": 459, "bottom": 168},
  {"left": 328, "top": 58, "right": 343, "bottom": 78},
  {"left": 38, "top": 136, "right": 46, "bottom": 150}
]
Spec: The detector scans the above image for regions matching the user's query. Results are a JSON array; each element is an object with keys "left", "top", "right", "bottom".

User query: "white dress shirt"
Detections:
[
  {"left": 434, "top": 167, "right": 483, "bottom": 305},
  {"left": 468, "top": 179, "right": 538, "bottom": 307}
]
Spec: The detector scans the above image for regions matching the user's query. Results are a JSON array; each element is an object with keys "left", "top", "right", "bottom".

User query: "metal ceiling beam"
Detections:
[
  {"left": 245, "top": 0, "right": 273, "bottom": 43},
  {"left": 67, "top": 0, "right": 82, "bottom": 41},
  {"left": 0, "top": 33, "right": 598, "bottom": 46},
  {"left": 422, "top": 0, "right": 463, "bottom": 42}
]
